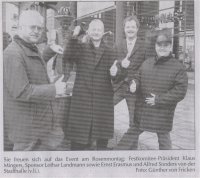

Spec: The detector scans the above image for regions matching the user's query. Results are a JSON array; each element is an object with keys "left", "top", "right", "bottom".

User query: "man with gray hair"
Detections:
[{"left": 4, "top": 10, "right": 67, "bottom": 151}]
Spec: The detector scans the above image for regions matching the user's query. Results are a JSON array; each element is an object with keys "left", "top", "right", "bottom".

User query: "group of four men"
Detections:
[{"left": 4, "top": 10, "right": 188, "bottom": 151}]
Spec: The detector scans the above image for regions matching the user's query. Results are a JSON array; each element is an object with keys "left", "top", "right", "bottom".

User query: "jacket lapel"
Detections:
[
  {"left": 89, "top": 41, "right": 105, "bottom": 69},
  {"left": 95, "top": 45, "right": 104, "bottom": 68},
  {"left": 128, "top": 38, "right": 140, "bottom": 59},
  {"left": 122, "top": 39, "right": 128, "bottom": 56}
]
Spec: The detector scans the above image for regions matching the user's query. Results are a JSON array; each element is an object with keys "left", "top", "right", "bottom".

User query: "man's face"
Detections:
[
  {"left": 155, "top": 42, "right": 172, "bottom": 58},
  {"left": 124, "top": 20, "right": 138, "bottom": 39},
  {"left": 19, "top": 18, "right": 43, "bottom": 44},
  {"left": 88, "top": 21, "right": 104, "bottom": 42}
]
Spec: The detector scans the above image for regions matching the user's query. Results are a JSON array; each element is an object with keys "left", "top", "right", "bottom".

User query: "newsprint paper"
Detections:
[{"left": 0, "top": 0, "right": 199, "bottom": 177}]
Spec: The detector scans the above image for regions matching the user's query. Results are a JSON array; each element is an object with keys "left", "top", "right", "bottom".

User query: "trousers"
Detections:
[
  {"left": 114, "top": 91, "right": 136, "bottom": 127},
  {"left": 13, "top": 127, "right": 66, "bottom": 151},
  {"left": 115, "top": 126, "right": 172, "bottom": 150}
]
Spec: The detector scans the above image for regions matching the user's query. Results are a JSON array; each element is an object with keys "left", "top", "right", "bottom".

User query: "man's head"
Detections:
[
  {"left": 87, "top": 19, "right": 104, "bottom": 42},
  {"left": 18, "top": 10, "right": 44, "bottom": 44},
  {"left": 123, "top": 16, "right": 140, "bottom": 40},
  {"left": 155, "top": 29, "right": 172, "bottom": 58}
]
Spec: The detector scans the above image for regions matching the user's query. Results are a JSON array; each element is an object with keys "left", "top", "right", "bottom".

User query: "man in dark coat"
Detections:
[
  {"left": 63, "top": 19, "right": 115, "bottom": 150},
  {"left": 110, "top": 16, "right": 146, "bottom": 126},
  {"left": 4, "top": 10, "right": 67, "bottom": 151},
  {"left": 115, "top": 29, "right": 188, "bottom": 150}
]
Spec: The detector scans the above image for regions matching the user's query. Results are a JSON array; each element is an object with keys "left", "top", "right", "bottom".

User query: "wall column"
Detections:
[{"left": 116, "top": 2, "right": 124, "bottom": 45}]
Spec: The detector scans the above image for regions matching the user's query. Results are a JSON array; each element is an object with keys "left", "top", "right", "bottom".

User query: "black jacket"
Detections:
[{"left": 133, "top": 55, "right": 188, "bottom": 132}]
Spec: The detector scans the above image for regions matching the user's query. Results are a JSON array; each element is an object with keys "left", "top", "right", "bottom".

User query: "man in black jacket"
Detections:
[{"left": 115, "top": 29, "right": 188, "bottom": 150}]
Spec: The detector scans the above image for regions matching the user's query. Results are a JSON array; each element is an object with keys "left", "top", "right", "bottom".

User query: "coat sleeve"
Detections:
[
  {"left": 111, "top": 62, "right": 127, "bottom": 84},
  {"left": 62, "top": 37, "right": 81, "bottom": 81},
  {"left": 42, "top": 45, "right": 56, "bottom": 63},
  {"left": 63, "top": 37, "right": 81, "bottom": 64},
  {"left": 109, "top": 46, "right": 122, "bottom": 83},
  {"left": 4, "top": 51, "right": 56, "bottom": 103},
  {"left": 155, "top": 66, "right": 188, "bottom": 105},
  {"left": 129, "top": 67, "right": 141, "bottom": 93}
]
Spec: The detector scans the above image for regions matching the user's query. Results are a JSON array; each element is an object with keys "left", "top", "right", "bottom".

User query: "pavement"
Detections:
[
  {"left": 108, "top": 71, "right": 195, "bottom": 150},
  {"left": 42, "top": 72, "right": 195, "bottom": 151}
]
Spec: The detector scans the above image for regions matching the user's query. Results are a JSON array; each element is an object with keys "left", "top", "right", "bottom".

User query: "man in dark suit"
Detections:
[{"left": 110, "top": 16, "right": 146, "bottom": 126}]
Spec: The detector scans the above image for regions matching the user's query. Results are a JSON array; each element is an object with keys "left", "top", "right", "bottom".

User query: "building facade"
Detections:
[{"left": 2, "top": 1, "right": 194, "bottom": 69}]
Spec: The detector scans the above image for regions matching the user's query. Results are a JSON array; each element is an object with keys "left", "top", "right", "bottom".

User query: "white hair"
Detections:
[
  {"left": 18, "top": 10, "right": 44, "bottom": 26},
  {"left": 88, "top": 19, "right": 104, "bottom": 31}
]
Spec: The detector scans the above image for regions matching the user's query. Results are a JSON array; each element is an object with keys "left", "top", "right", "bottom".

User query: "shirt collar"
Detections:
[{"left": 126, "top": 37, "right": 137, "bottom": 45}]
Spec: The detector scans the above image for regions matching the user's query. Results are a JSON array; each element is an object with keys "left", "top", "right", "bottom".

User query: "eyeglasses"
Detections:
[
  {"left": 22, "top": 25, "right": 44, "bottom": 32},
  {"left": 156, "top": 42, "right": 171, "bottom": 48}
]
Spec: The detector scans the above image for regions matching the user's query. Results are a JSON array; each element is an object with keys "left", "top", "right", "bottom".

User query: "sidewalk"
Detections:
[{"left": 109, "top": 73, "right": 195, "bottom": 150}]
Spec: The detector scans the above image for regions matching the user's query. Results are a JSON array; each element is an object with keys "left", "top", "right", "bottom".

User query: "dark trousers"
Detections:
[
  {"left": 71, "top": 139, "right": 108, "bottom": 151},
  {"left": 115, "top": 126, "right": 172, "bottom": 150},
  {"left": 114, "top": 91, "right": 136, "bottom": 127}
]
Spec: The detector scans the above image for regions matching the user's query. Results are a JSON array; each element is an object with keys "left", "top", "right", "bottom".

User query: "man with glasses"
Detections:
[
  {"left": 115, "top": 29, "right": 188, "bottom": 150},
  {"left": 4, "top": 10, "right": 67, "bottom": 151}
]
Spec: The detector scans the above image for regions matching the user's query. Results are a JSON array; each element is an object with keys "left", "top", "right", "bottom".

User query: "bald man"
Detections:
[
  {"left": 4, "top": 10, "right": 67, "bottom": 151},
  {"left": 63, "top": 19, "right": 116, "bottom": 150}
]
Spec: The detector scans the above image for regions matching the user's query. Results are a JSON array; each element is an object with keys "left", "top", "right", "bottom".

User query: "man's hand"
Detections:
[
  {"left": 145, "top": 93, "right": 156, "bottom": 106},
  {"left": 81, "top": 33, "right": 90, "bottom": 43},
  {"left": 121, "top": 57, "right": 130, "bottom": 68},
  {"left": 130, "top": 80, "right": 137, "bottom": 93},
  {"left": 50, "top": 44, "right": 63, "bottom": 54},
  {"left": 73, "top": 26, "right": 82, "bottom": 37},
  {"left": 55, "top": 75, "right": 66, "bottom": 96},
  {"left": 110, "top": 60, "right": 118, "bottom": 77}
]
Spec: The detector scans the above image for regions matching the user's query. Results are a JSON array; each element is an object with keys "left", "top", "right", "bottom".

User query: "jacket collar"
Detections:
[
  {"left": 14, "top": 35, "right": 41, "bottom": 58},
  {"left": 122, "top": 38, "right": 141, "bottom": 58},
  {"left": 122, "top": 39, "right": 128, "bottom": 54},
  {"left": 129, "top": 38, "right": 140, "bottom": 57},
  {"left": 13, "top": 35, "right": 47, "bottom": 76},
  {"left": 154, "top": 53, "right": 173, "bottom": 65}
]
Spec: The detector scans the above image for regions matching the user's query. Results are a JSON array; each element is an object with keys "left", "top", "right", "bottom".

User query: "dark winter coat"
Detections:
[
  {"left": 133, "top": 54, "right": 188, "bottom": 132},
  {"left": 3, "top": 36, "right": 56, "bottom": 144},
  {"left": 63, "top": 38, "right": 115, "bottom": 144}
]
